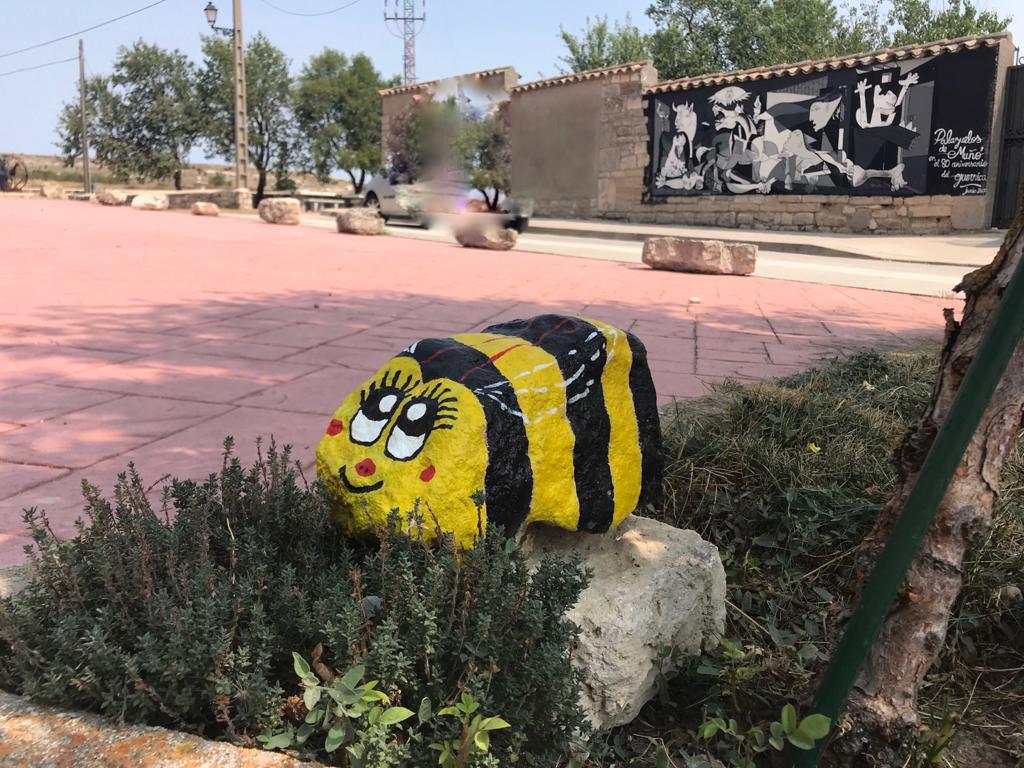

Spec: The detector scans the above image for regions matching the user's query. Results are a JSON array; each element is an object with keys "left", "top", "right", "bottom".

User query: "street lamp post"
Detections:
[{"left": 203, "top": 2, "right": 250, "bottom": 206}]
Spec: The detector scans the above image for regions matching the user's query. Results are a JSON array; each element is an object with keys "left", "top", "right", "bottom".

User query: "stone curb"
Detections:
[
  {"left": 526, "top": 223, "right": 975, "bottom": 267},
  {"left": 0, "top": 691, "right": 319, "bottom": 767}
]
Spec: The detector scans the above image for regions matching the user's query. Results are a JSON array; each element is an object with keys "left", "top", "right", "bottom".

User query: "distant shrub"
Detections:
[
  {"left": 0, "top": 441, "right": 588, "bottom": 766},
  {"left": 209, "top": 171, "right": 228, "bottom": 187},
  {"left": 274, "top": 175, "right": 298, "bottom": 192}
]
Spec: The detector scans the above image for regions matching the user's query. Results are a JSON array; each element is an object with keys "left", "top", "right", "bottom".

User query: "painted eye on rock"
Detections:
[
  {"left": 350, "top": 387, "right": 404, "bottom": 445},
  {"left": 385, "top": 398, "right": 440, "bottom": 461}
]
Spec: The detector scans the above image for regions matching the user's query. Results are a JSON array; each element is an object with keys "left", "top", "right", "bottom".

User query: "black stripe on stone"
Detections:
[
  {"left": 483, "top": 315, "right": 616, "bottom": 533},
  {"left": 401, "top": 338, "right": 533, "bottom": 535},
  {"left": 626, "top": 331, "right": 663, "bottom": 510}
]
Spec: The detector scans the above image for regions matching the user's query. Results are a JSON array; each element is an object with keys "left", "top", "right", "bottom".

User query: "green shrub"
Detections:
[
  {"left": 0, "top": 440, "right": 588, "bottom": 766},
  {"left": 609, "top": 348, "right": 1023, "bottom": 765}
]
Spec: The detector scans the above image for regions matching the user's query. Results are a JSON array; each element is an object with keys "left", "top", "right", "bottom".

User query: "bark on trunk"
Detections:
[
  {"left": 254, "top": 169, "right": 267, "bottom": 206},
  {"left": 840, "top": 211, "right": 1024, "bottom": 752}
]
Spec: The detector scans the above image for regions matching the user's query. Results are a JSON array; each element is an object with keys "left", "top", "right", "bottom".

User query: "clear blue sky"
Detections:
[{"left": 1, "top": 0, "right": 1020, "bottom": 159}]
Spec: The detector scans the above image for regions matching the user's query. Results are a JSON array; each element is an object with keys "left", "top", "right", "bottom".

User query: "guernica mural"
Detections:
[{"left": 645, "top": 44, "right": 998, "bottom": 198}]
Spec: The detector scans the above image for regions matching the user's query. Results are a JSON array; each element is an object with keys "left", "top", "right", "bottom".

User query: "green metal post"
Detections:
[{"left": 792, "top": 241, "right": 1024, "bottom": 767}]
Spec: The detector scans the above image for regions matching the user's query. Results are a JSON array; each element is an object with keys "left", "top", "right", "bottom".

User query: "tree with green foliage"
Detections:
[
  {"left": 55, "top": 76, "right": 106, "bottom": 168},
  {"left": 197, "top": 32, "right": 295, "bottom": 203},
  {"left": 887, "top": 0, "right": 1011, "bottom": 46},
  {"left": 462, "top": 105, "right": 512, "bottom": 211},
  {"left": 557, "top": 14, "right": 650, "bottom": 73},
  {"left": 56, "top": 41, "right": 199, "bottom": 186},
  {"left": 559, "top": 0, "right": 1012, "bottom": 81},
  {"left": 294, "top": 49, "right": 396, "bottom": 194}
]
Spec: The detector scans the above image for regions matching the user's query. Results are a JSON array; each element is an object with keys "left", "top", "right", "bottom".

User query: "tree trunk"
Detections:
[
  {"left": 839, "top": 211, "right": 1024, "bottom": 753},
  {"left": 346, "top": 169, "right": 365, "bottom": 195},
  {"left": 254, "top": 169, "right": 267, "bottom": 206}
]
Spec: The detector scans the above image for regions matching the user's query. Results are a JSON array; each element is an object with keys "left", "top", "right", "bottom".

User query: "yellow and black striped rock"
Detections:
[{"left": 316, "top": 314, "right": 661, "bottom": 547}]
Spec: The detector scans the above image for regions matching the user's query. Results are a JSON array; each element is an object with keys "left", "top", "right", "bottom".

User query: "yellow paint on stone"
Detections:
[{"left": 316, "top": 314, "right": 661, "bottom": 548}]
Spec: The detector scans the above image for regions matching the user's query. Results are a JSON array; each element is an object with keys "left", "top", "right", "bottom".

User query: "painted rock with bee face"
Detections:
[{"left": 316, "top": 314, "right": 662, "bottom": 548}]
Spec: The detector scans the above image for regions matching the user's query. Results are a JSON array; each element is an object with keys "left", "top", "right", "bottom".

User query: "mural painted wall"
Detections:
[{"left": 646, "top": 45, "right": 998, "bottom": 198}]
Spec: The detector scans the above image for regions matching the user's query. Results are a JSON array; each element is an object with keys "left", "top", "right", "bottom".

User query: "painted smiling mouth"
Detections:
[{"left": 340, "top": 466, "right": 384, "bottom": 494}]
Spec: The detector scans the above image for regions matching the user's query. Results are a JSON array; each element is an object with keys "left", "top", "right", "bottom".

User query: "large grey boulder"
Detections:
[
  {"left": 130, "top": 192, "right": 169, "bottom": 211},
  {"left": 642, "top": 237, "right": 756, "bottom": 275},
  {"left": 519, "top": 515, "right": 725, "bottom": 729},
  {"left": 258, "top": 196, "right": 301, "bottom": 225},
  {"left": 336, "top": 208, "right": 385, "bottom": 235},
  {"left": 454, "top": 218, "right": 518, "bottom": 251},
  {"left": 96, "top": 189, "right": 128, "bottom": 206}
]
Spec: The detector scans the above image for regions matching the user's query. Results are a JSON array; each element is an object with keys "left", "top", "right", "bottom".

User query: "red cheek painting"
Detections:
[
  {"left": 420, "top": 465, "right": 436, "bottom": 483},
  {"left": 326, "top": 419, "right": 344, "bottom": 436}
]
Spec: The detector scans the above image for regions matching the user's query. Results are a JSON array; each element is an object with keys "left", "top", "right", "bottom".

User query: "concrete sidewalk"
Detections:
[{"left": 528, "top": 217, "right": 1001, "bottom": 266}]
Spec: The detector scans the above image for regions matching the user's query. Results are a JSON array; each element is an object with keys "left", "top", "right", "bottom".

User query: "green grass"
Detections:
[{"left": 603, "top": 348, "right": 1024, "bottom": 767}]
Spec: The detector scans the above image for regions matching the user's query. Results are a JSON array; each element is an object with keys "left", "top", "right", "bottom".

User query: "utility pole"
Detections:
[
  {"left": 384, "top": 0, "right": 425, "bottom": 85},
  {"left": 203, "top": 2, "right": 249, "bottom": 206},
  {"left": 232, "top": 0, "right": 250, "bottom": 201},
  {"left": 78, "top": 39, "right": 92, "bottom": 194}
]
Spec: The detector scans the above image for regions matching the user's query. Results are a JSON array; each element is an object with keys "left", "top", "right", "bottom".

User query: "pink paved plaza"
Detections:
[{"left": 0, "top": 199, "right": 957, "bottom": 565}]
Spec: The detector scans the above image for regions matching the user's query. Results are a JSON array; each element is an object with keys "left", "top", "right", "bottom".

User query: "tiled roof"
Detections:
[
  {"left": 511, "top": 60, "right": 654, "bottom": 93},
  {"left": 644, "top": 32, "right": 1010, "bottom": 94},
  {"left": 380, "top": 66, "right": 517, "bottom": 97}
]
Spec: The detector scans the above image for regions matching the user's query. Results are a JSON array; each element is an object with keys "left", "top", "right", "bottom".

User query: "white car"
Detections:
[{"left": 363, "top": 172, "right": 531, "bottom": 231}]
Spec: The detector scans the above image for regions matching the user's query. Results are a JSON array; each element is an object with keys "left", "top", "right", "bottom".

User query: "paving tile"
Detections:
[
  {"left": 57, "top": 364, "right": 269, "bottom": 404},
  {"left": 167, "top": 317, "right": 293, "bottom": 341},
  {"left": 187, "top": 339, "right": 303, "bottom": 361},
  {"left": 698, "top": 346, "right": 770, "bottom": 364},
  {"left": 235, "top": 367, "right": 374, "bottom": 416},
  {"left": 0, "top": 384, "right": 122, "bottom": 425},
  {"left": 639, "top": 335, "right": 697, "bottom": 363},
  {"left": 244, "top": 323, "right": 366, "bottom": 348},
  {"left": 279, "top": 344, "right": 390, "bottom": 370},
  {"left": 0, "top": 407, "right": 326, "bottom": 536},
  {"left": 0, "top": 397, "right": 230, "bottom": 469},
  {"left": 0, "top": 462, "right": 70, "bottom": 500},
  {"left": 629, "top": 319, "right": 697, "bottom": 340},
  {"left": 0, "top": 346, "right": 136, "bottom": 390},
  {"left": 0, "top": 329, "right": 197, "bottom": 356},
  {"left": 129, "top": 350, "right": 316, "bottom": 385},
  {"left": 696, "top": 359, "right": 806, "bottom": 379}
]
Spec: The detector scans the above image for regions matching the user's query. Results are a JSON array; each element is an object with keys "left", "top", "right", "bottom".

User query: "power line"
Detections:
[
  {"left": 257, "top": 0, "right": 367, "bottom": 17},
  {"left": 0, "top": 0, "right": 170, "bottom": 60},
  {"left": 0, "top": 55, "right": 78, "bottom": 78}
]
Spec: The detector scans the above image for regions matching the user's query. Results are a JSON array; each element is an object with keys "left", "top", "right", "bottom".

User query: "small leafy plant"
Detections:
[
  {"left": 430, "top": 692, "right": 510, "bottom": 768},
  {"left": 258, "top": 651, "right": 415, "bottom": 766},
  {"left": 698, "top": 704, "right": 830, "bottom": 767}
]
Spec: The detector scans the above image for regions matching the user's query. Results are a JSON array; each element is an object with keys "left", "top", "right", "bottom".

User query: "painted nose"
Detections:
[{"left": 355, "top": 458, "right": 376, "bottom": 477}]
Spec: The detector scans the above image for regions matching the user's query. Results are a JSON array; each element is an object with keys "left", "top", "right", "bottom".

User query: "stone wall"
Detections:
[
  {"left": 509, "top": 78, "right": 604, "bottom": 218},
  {"left": 605, "top": 193, "right": 987, "bottom": 233},
  {"left": 509, "top": 62, "right": 658, "bottom": 220},
  {"left": 596, "top": 65, "right": 659, "bottom": 219}
]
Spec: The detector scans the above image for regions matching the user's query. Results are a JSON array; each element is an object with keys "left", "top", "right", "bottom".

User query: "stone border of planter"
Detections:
[{"left": 0, "top": 691, "right": 319, "bottom": 767}]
